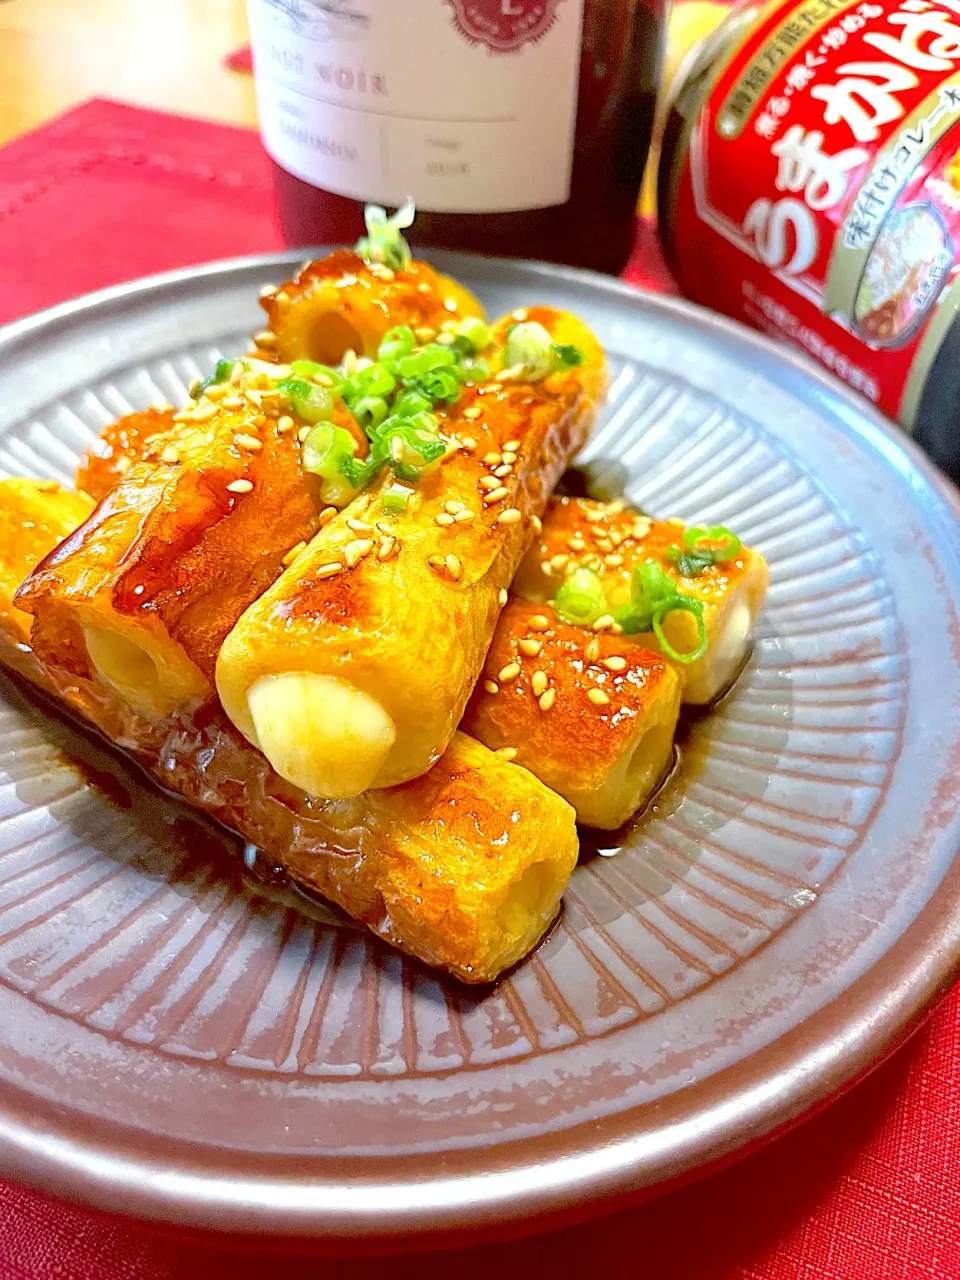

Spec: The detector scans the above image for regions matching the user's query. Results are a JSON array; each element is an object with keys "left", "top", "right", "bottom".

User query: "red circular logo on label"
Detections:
[{"left": 445, "top": 0, "right": 565, "bottom": 52}]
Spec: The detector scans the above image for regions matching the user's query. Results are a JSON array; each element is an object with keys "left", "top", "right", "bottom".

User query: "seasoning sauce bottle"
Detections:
[
  {"left": 248, "top": 0, "right": 664, "bottom": 274},
  {"left": 658, "top": 0, "right": 960, "bottom": 481}
]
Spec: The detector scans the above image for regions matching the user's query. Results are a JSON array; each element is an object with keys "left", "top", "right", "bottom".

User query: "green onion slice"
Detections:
[
  {"left": 503, "top": 322, "right": 556, "bottom": 380},
  {"left": 276, "top": 377, "right": 336, "bottom": 424},
  {"left": 452, "top": 316, "right": 491, "bottom": 354},
  {"left": 377, "top": 325, "right": 417, "bottom": 365},
  {"left": 652, "top": 596, "right": 708, "bottom": 665},
  {"left": 193, "top": 358, "right": 234, "bottom": 398},
  {"left": 682, "top": 524, "right": 742, "bottom": 562},
  {"left": 374, "top": 414, "right": 446, "bottom": 482},
  {"left": 290, "top": 360, "right": 344, "bottom": 387},
  {"left": 554, "top": 568, "right": 608, "bottom": 626},
  {"left": 552, "top": 342, "right": 584, "bottom": 369},
  {"left": 381, "top": 481, "right": 414, "bottom": 514},
  {"left": 355, "top": 201, "right": 415, "bottom": 271},
  {"left": 302, "top": 422, "right": 364, "bottom": 507},
  {"left": 396, "top": 344, "right": 458, "bottom": 378}
]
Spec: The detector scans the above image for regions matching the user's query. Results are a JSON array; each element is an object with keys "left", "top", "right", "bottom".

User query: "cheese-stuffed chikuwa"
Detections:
[
  {"left": 463, "top": 597, "right": 683, "bottom": 829},
  {"left": 513, "top": 497, "right": 769, "bottom": 705},
  {"left": 0, "top": 479, "right": 579, "bottom": 984},
  {"left": 15, "top": 368, "right": 331, "bottom": 719},
  {"left": 216, "top": 309, "right": 608, "bottom": 799},
  {"left": 254, "top": 205, "right": 483, "bottom": 366}
]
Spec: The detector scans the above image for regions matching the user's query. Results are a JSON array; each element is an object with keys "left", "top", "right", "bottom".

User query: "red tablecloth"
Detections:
[{"left": 0, "top": 99, "right": 957, "bottom": 1280}]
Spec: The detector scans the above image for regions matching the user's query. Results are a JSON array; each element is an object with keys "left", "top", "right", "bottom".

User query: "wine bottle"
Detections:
[{"left": 247, "top": 0, "right": 663, "bottom": 274}]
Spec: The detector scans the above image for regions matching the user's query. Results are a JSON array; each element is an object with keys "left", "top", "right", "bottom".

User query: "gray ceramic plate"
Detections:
[{"left": 0, "top": 252, "right": 958, "bottom": 1246}]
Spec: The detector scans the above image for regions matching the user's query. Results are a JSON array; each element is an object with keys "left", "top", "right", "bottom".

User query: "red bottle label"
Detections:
[
  {"left": 669, "top": 0, "right": 960, "bottom": 430},
  {"left": 445, "top": 0, "right": 567, "bottom": 52}
]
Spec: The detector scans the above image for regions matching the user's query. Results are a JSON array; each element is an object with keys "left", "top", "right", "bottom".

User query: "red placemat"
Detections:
[{"left": 0, "top": 98, "right": 957, "bottom": 1280}]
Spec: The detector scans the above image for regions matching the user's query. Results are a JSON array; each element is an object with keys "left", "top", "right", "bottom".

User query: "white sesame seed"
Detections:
[
  {"left": 519, "top": 637, "right": 542, "bottom": 657},
  {"left": 538, "top": 688, "right": 556, "bottom": 712},
  {"left": 298, "top": 426, "right": 311, "bottom": 443},
  {"left": 531, "top": 671, "right": 548, "bottom": 696},
  {"left": 445, "top": 553, "right": 462, "bottom": 581},
  {"left": 483, "top": 452, "right": 501, "bottom": 465},
  {"left": 347, "top": 519, "right": 373, "bottom": 533},
  {"left": 462, "top": 436, "right": 477, "bottom": 449},
  {"left": 585, "top": 636, "right": 601, "bottom": 662},
  {"left": 414, "top": 327, "right": 437, "bottom": 343},
  {"left": 192, "top": 403, "right": 219, "bottom": 423},
  {"left": 483, "top": 680, "right": 499, "bottom": 695},
  {"left": 428, "top": 554, "right": 446, "bottom": 569},
  {"left": 254, "top": 330, "right": 277, "bottom": 348},
  {"left": 498, "top": 588, "right": 508, "bottom": 606},
  {"left": 342, "top": 349, "right": 359, "bottom": 375},
  {"left": 493, "top": 465, "right": 513, "bottom": 479},
  {"left": 568, "top": 536, "right": 586, "bottom": 551},
  {"left": 603, "top": 656, "right": 628, "bottom": 672},
  {"left": 483, "top": 486, "right": 509, "bottom": 504},
  {"left": 344, "top": 538, "right": 374, "bottom": 568},
  {"left": 283, "top": 541, "right": 307, "bottom": 567},
  {"left": 377, "top": 536, "right": 397, "bottom": 561},
  {"left": 259, "top": 284, "right": 278, "bottom": 299},
  {"left": 511, "top": 309, "right": 528, "bottom": 322},
  {"left": 445, "top": 500, "right": 463, "bottom": 515},
  {"left": 275, "top": 290, "right": 290, "bottom": 305},
  {"left": 496, "top": 747, "right": 518, "bottom": 761},
  {"left": 540, "top": 562, "right": 554, "bottom": 577},
  {"left": 227, "top": 478, "right": 253, "bottom": 494},
  {"left": 604, "top": 553, "right": 624, "bottom": 567},
  {"left": 222, "top": 395, "right": 244, "bottom": 411},
  {"left": 479, "top": 475, "right": 501, "bottom": 491},
  {"left": 435, "top": 332, "right": 455, "bottom": 346},
  {"left": 318, "top": 506, "right": 337, "bottom": 527},
  {"left": 435, "top": 512, "right": 455, "bottom": 526},
  {"left": 462, "top": 407, "right": 482, "bottom": 420},
  {"left": 497, "top": 508, "right": 523, "bottom": 526},
  {"left": 592, "top": 614, "right": 616, "bottom": 631},
  {"left": 277, "top": 415, "right": 295, "bottom": 433},
  {"left": 454, "top": 509, "right": 475, "bottom": 523},
  {"left": 149, "top": 400, "right": 174, "bottom": 412},
  {"left": 314, "top": 562, "right": 342, "bottom": 580},
  {"left": 160, "top": 445, "right": 180, "bottom": 465},
  {"left": 501, "top": 451, "right": 518, "bottom": 465},
  {"left": 530, "top": 515, "right": 543, "bottom": 534},
  {"left": 588, "top": 688, "right": 610, "bottom": 706},
  {"left": 498, "top": 662, "right": 521, "bottom": 682},
  {"left": 235, "top": 433, "right": 263, "bottom": 452},
  {"left": 550, "top": 554, "right": 569, "bottom": 571},
  {"left": 503, "top": 439, "right": 521, "bottom": 451},
  {"left": 528, "top": 615, "right": 550, "bottom": 632}
]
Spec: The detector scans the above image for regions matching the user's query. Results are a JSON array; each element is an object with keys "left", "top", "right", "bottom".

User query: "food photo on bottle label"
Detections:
[{"left": 659, "top": 0, "right": 960, "bottom": 481}]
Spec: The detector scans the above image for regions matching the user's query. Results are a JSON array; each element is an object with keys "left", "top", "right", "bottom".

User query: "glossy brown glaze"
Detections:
[
  {"left": 75, "top": 407, "right": 175, "bottom": 502},
  {"left": 17, "top": 395, "right": 325, "bottom": 696},
  {"left": 256, "top": 249, "right": 484, "bottom": 364},
  {"left": 464, "top": 597, "right": 683, "bottom": 828},
  {"left": 0, "top": 479, "right": 578, "bottom": 983},
  {"left": 216, "top": 308, "right": 609, "bottom": 788}
]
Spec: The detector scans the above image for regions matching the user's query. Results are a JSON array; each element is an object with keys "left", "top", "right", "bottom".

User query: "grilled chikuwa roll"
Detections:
[
  {"left": 16, "top": 373, "right": 328, "bottom": 719},
  {"left": 217, "top": 308, "right": 607, "bottom": 799},
  {"left": 256, "top": 243, "right": 482, "bottom": 366},
  {"left": 0, "top": 478, "right": 578, "bottom": 983},
  {"left": 464, "top": 598, "right": 682, "bottom": 829},
  {"left": 76, "top": 407, "right": 176, "bottom": 502},
  {"left": 0, "top": 480, "right": 95, "bottom": 657},
  {"left": 514, "top": 498, "right": 769, "bottom": 705}
]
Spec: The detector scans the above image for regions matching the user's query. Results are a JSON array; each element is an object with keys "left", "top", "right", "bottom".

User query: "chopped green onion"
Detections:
[
  {"left": 289, "top": 360, "right": 344, "bottom": 388},
  {"left": 374, "top": 414, "right": 447, "bottom": 482},
  {"left": 344, "top": 363, "right": 397, "bottom": 400},
  {"left": 377, "top": 325, "right": 417, "bottom": 364},
  {"left": 683, "top": 525, "right": 742, "bottom": 562},
  {"left": 554, "top": 568, "right": 608, "bottom": 626},
  {"left": 612, "top": 603, "right": 650, "bottom": 634},
  {"left": 302, "top": 422, "right": 364, "bottom": 507},
  {"left": 667, "top": 524, "right": 743, "bottom": 577},
  {"left": 459, "top": 358, "right": 490, "bottom": 384},
  {"left": 392, "top": 389, "right": 434, "bottom": 418},
  {"left": 276, "top": 377, "right": 336, "bottom": 424},
  {"left": 381, "top": 481, "right": 414, "bottom": 514},
  {"left": 193, "top": 358, "right": 234, "bottom": 398},
  {"left": 355, "top": 201, "right": 415, "bottom": 271},
  {"left": 552, "top": 342, "right": 584, "bottom": 369},
  {"left": 396, "top": 344, "right": 458, "bottom": 378},
  {"left": 632, "top": 560, "right": 675, "bottom": 614},
  {"left": 652, "top": 596, "right": 707, "bottom": 665},
  {"left": 411, "top": 368, "right": 461, "bottom": 405},
  {"left": 452, "top": 316, "right": 491, "bottom": 354},
  {"left": 503, "top": 322, "right": 556, "bottom": 380},
  {"left": 351, "top": 395, "right": 390, "bottom": 431},
  {"left": 503, "top": 322, "right": 585, "bottom": 381}
]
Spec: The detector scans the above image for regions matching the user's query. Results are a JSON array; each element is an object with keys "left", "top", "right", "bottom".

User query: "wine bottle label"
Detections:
[{"left": 247, "top": 0, "right": 584, "bottom": 213}]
